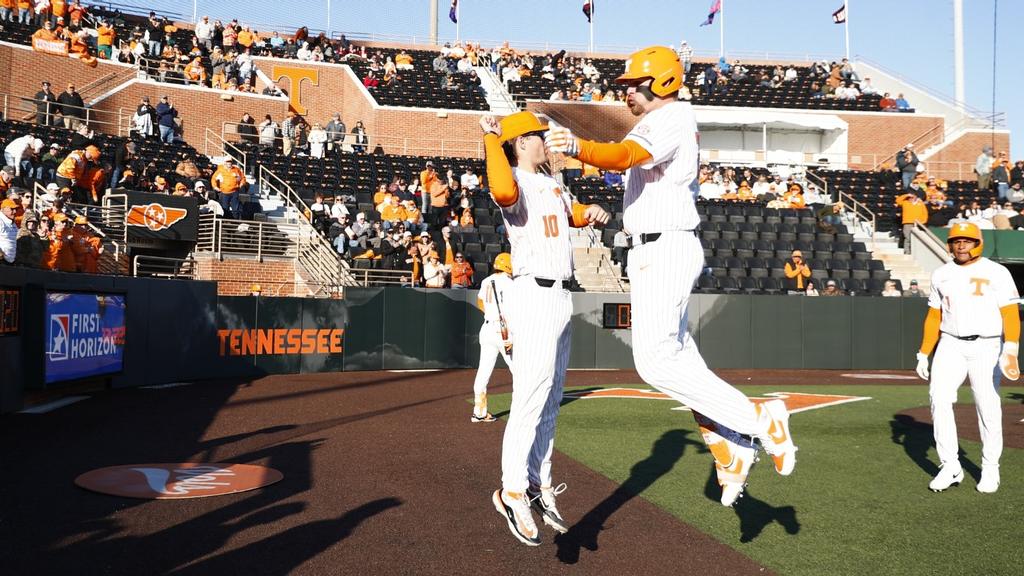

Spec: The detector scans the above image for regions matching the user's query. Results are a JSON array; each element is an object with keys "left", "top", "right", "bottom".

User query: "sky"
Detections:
[{"left": 127, "top": 0, "right": 1018, "bottom": 155}]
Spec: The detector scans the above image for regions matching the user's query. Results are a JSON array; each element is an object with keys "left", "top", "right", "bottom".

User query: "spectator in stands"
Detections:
[
  {"left": 146, "top": 12, "right": 164, "bottom": 57},
  {"left": 423, "top": 251, "right": 449, "bottom": 288},
  {"left": 15, "top": 210, "right": 43, "bottom": 267},
  {"left": 108, "top": 141, "right": 135, "bottom": 191},
  {"left": 992, "top": 152, "right": 1011, "bottom": 201},
  {"left": 821, "top": 279, "right": 843, "bottom": 296},
  {"left": 96, "top": 19, "right": 115, "bottom": 60},
  {"left": 403, "top": 199, "right": 425, "bottom": 234},
  {"left": 972, "top": 145, "right": 995, "bottom": 191},
  {"left": 896, "top": 191, "right": 928, "bottom": 254},
  {"left": 33, "top": 81, "right": 58, "bottom": 126},
  {"left": 860, "top": 77, "right": 877, "bottom": 95},
  {"left": 281, "top": 112, "right": 301, "bottom": 156},
  {"left": 258, "top": 114, "right": 279, "bottom": 151},
  {"left": 450, "top": 252, "right": 473, "bottom": 288},
  {"left": 460, "top": 167, "right": 480, "bottom": 191},
  {"left": 324, "top": 113, "right": 346, "bottom": 155},
  {"left": 783, "top": 249, "right": 811, "bottom": 293},
  {"left": 703, "top": 65, "right": 718, "bottom": 96},
  {"left": 70, "top": 215, "right": 101, "bottom": 273},
  {"left": 36, "top": 144, "right": 60, "bottom": 183},
  {"left": 212, "top": 157, "right": 245, "bottom": 219},
  {"left": 43, "top": 213, "right": 75, "bottom": 271},
  {"left": 895, "top": 93, "right": 911, "bottom": 111},
  {"left": 804, "top": 282, "right": 819, "bottom": 297},
  {"left": 308, "top": 123, "right": 328, "bottom": 159},
  {"left": 675, "top": 40, "right": 693, "bottom": 73},
  {"left": 174, "top": 152, "right": 201, "bottom": 186},
  {"left": 1008, "top": 182, "right": 1024, "bottom": 204},
  {"left": 879, "top": 92, "right": 897, "bottom": 111},
  {"left": 55, "top": 145, "right": 99, "bottom": 193},
  {"left": 881, "top": 280, "right": 901, "bottom": 297},
  {"left": 4, "top": 135, "right": 43, "bottom": 180},
  {"left": 925, "top": 182, "right": 951, "bottom": 209},
  {"left": 896, "top": 145, "right": 919, "bottom": 191},
  {"left": 155, "top": 96, "right": 177, "bottom": 144},
  {"left": 0, "top": 198, "right": 17, "bottom": 264},
  {"left": 903, "top": 279, "right": 925, "bottom": 297},
  {"left": 381, "top": 195, "right": 406, "bottom": 231},
  {"left": 352, "top": 121, "right": 368, "bottom": 154},
  {"left": 57, "top": 83, "right": 85, "bottom": 130}
]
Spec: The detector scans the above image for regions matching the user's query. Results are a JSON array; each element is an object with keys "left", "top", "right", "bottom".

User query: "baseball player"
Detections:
[
  {"left": 472, "top": 252, "right": 514, "bottom": 423},
  {"left": 544, "top": 46, "right": 797, "bottom": 507},
  {"left": 481, "top": 111, "right": 609, "bottom": 546},
  {"left": 915, "top": 222, "right": 1019, "bottom": 493}
]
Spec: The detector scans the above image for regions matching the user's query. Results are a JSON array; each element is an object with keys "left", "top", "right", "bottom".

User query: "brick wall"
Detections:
[
  {"left": 194, "top": 255, "right": 302, "bottom": 296},
  {"left": 837, "top": 113, "right": 945, "bottom": 170},
  {"left": 921, "top": 130, "right": 1011, "bottom": 182}
]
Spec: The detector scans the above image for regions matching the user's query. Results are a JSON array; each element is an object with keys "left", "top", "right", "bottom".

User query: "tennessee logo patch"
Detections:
[
  {"left": 562, "top": 388, "right": 870, "bottom": 414},
  {"left": 126, "top": 203, "right": 188, "bottom": 231}
]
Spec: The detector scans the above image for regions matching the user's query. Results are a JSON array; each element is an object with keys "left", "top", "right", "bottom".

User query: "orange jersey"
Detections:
[
  {"left": 897, "top": 194, "right": 929, "bottom": 224},
  {"left": 57, "top": 150, "right": 89, "bottom": 180},
  {"left": 380, "top": 205, "right": 407, "bottom": 222}
]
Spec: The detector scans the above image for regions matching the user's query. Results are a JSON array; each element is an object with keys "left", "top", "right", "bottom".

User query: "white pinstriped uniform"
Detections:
[
  {"left": 623, "top": 100, "right": 763, "bottom": 436},
  {"left": 474, "top": 272, "right": 513, "bottom": 398},
  {"left": 496, "top": 167, "right": 575, "bottom": 493},
  {"left": 927, "top": 257, "right": 1017, "bottom": 469}
]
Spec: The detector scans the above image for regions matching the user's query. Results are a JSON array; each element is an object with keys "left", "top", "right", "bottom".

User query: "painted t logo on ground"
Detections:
[{"left": 563, "top": 388, "right": 871, "bottom": 414}]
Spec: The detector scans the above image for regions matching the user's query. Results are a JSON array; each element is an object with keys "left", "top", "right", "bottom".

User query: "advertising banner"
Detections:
[
  {"left": 45, "top": 292, "right": 126, "bottom": 384},
  {"left": 125, "top": 191, "right": 198, "bottom": 244}
]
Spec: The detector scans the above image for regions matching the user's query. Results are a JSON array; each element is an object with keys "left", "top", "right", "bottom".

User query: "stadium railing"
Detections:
[{"left": 132, "top": 254, "right": 197, "bottom": 279}]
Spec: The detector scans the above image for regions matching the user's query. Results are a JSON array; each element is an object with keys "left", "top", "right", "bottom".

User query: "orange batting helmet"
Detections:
[
  {"left": 493, "top": 252, "right": 512, "bottom": 274},
  {"left": 616, "top": 46, "right": 683, "bottom": 97},
  {"left": 947, "top": 221, "right": 983, "bottom": 261},
  {"left": 498, "top": 111, "right": 548, "bottom": 144}
]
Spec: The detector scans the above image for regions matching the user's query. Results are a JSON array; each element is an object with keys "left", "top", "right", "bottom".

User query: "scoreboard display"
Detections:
[{"left": 602, "top": 303, "right": 632, "bottom": 329}]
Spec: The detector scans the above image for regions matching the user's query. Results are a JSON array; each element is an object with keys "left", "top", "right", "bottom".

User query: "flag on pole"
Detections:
[
  {"left": 832, "top": 3, "right": 847, "bottom": 24},
  {"left": 449, "top": 0, "right": 458, "bottom": 24},
  {"left": 583, "top": 1, "right": 593, "bottom": 23},
  {"left": 700, "top": 0, "right": 721, "bottom": 27}
]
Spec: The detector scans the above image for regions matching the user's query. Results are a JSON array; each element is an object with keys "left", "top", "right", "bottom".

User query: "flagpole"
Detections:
[
  {"left": 719, "top": 0, "right": 725, "bottom": 58},
  {"left": 589, "top": 3, "right": 594, "bottom": 54},
  {"left": 456, "top": 1, "right": 460, "bottom": 43},
  {"left": 192, "top": 0, "right": 197, "bottom": 24},
  {"left": 844, "top": 0, "right": 850, "bottom": 60},
  {"left": 327, "top": 0, "right": 331, "bottom": 38}
]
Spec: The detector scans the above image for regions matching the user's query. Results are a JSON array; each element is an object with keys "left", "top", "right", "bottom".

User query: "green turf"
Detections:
[{"left": 486, "top": 384, "right": 1024, "bottom": 576}]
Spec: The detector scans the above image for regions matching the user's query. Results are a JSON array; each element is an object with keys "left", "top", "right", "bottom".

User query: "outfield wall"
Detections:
[{"left": 0, "top": 277, "right": 928, "bottom": 413}]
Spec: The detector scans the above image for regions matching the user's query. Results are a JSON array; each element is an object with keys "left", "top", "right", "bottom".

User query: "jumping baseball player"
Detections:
[
  {"left": 915, "top": 222, "right": 1019, "bottom": 493},
  {"left": 472, "top": 252, "right": 514, "bottom": 423},
  {"left": 544, "top": 46, "right": 797, "bottom": 507},
  {"left": 481, "top": 111, "right": 609, "bottom": 546}
]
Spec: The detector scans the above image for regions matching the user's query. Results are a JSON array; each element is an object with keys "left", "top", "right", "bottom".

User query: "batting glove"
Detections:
[
  {"left": 1000, "top": 341, "right": 1019, "bottom": 381},
  {"left": 915, "top": 352, "right": 930, "bottom": 381},
  {"left": 545, "top": 126, "right": 579, "bottom": 157}
]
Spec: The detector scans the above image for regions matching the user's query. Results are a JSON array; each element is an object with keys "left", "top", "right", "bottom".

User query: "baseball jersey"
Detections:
[
  {"left": 622, "top": 100, "right": 702, "bottom": 235},
  {"left": 479, "top": 272, "right": 513, "bottom": 322},
  {"left": 928, "top": 257, "right": 1019, "bottom": 338},
  {"left": 498, "top": 168, "right": 574, "bottom": 281}
]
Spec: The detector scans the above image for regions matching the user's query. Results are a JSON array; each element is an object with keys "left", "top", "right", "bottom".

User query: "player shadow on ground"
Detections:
[
  {"left": 1007, "top": 392, "right": 1024, "bottom": 404},
  {"left": 490, "top": 387, "right": 604, "bottom": 420},
  {"left": 701, "top": 464, "right": 800, "bottom": 543},
  {"left": 553, "top": 429, "right": 703, "bottom": 565},
  {"left": 889, "top": 413, "right": 981, "bottom": 482}
]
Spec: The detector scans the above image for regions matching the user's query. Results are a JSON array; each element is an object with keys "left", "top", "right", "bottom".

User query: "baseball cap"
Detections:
[
  {"left": 155, "top": 176, "right": 167, "bottom": 185},
  {"left": 910, "top": 279, "right": 918, "bottom": 285},
  {"left": 46, "top": 182, "right": 59, "bottom": 192},
  {"left": 425, "top": 161, "right": 434, "bottom": 167},
  {"left": 419, "top": 231, "right": 430, "bottom": 238},
  {"left": 826, "top": 280, "right": 837, "bottom": 287},
  {"left": 194, "top": 181, "right": 207, "bottom": 190},
  {"left": 74, "top": 215, "right": 88, "bottom": 224},
  {"left": 52, "top": 213, "right": 68, "bottom": 223},
  {"left": 0, "top": 199, "right": 16, "bottom": 210},
  {"left": 174, "top": 182, "right": 188, "bottom": 192},
  {"left": 50, "top": 142, "right": 60, "bottom": 150}
]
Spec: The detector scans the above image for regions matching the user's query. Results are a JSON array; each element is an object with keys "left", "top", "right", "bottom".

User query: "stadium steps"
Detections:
[
  {"left": 867, "top": 238, "right": 931, "bottom": 293},
  {"left": 475, "top": 66, "right": 518, "bottom": 114},
  {"left": 571, "top": 228, "right": 628, "bottom": 292}
]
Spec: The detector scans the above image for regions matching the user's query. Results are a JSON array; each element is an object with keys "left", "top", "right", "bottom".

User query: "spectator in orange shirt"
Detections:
[
  {"left": 429, "top": 179, "right": 450, "bottom": 226},
  {"left": 211, "top": 157, "right": 246, "bottom": 218},
  {"left": 96, "top": 19, "right": 115, "bottom": 59},
  {"left": 785, "top": 183, "right": 806, "bottom": 209},
  {"left": 380, "top": 195, "right": 406, "bottom": 231},
  {"left": 450, "top": 251, "right": 474, "bottom": 289},
  {"left": 784, "top": 249, "right": 812, "bottom": 293},
  {"left": 896, "top": 192, "right": 928, "bottom": 254},
  {"left": 403, "top": 199, "right": 425, "bottom": 233},
  {"left": 70, "top": 215, "right": 102, "bottom": 273},
  {"left": 32, "top": 19, "right": 59, "bottom": 41},
  {"left": 56, "top": 145, "right": 100, "bottom": 192},
  {"left": 459, "top": 207, "right": 475, "bottom": 230},
  {"left": 43, "top": 213, "right": 76, "bottom": 272},
  {"left": 183, "top": 57, "right": 207, "bottom": 86}
]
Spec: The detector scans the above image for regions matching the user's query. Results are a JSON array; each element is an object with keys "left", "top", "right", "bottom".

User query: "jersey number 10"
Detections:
[{"left": 543, "top": 215, "right": 560, "bottom": 238}]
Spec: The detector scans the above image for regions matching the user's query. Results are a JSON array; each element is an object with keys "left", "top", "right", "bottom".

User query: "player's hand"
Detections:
[
  {"left": 480, "top": 115, "right": 501, "bottom": 136},
  {"left": 583, "top": 204, "right": 610, "bottom": 226},
  {"left": 1000, "top": 341, "right": 1019, "bottom": 381},
  {"left": 503, "top": 341, "right": 513, "bottom": 356},
  {"left": 545, "top": 126, "right": 579, "bottom": 157},
  {"left": 915, "top": 352, "right": 930, "bottom": 381}
]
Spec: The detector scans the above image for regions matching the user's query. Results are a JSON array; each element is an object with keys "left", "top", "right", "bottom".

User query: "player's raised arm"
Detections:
[
  {"left": 546, "top": 129, "right": 653, "bottom": 172},
  {"left": 481, "top": 115, "right": 520, "bottom": 207}
]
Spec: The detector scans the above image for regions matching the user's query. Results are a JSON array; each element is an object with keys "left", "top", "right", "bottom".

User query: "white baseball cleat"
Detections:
[
  {"left": 928, "top": 463, "right": 964, "bottom": 492},
  {"left": 755, "top": 399, "right": 798, "bottom": 476},
  {"left": 527, "top": 483, "right": 569, "bottom": 533},
  {"left": 492, "top": 489, "right": 541, "bottom": 546},
  {"left": 976, "top": 467, "right": 1000, "bottom": 494}
]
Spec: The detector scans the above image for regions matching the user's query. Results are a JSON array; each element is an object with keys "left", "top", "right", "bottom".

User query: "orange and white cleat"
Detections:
[
  {"left": 697, "top": 416, "right": 758, "bottom": 506},
  {"left": 755, "top": 399, "right": 798, "bottom": 476},
  {"left": 493, "top": 489, "right": 541, "bottom": 546}
]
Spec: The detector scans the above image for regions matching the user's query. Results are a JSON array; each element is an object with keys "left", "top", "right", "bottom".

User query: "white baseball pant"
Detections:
[
  {"left": 929, "top": 335, "right": 1003, "bottom": 468},
  {"left": 628, "top": 231, "right": 762, "bottom": 435},
  {"left": 500, "top": 276, "right": 572, "bottom": 493},
  {"left": 473, "top": 321, "right": 511, "bottom": 397}
]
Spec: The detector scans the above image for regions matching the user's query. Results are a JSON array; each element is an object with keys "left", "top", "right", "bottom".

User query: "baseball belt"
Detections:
[
  {"left": 942, "top": 332, "right": 1000, "bottom": 341},
  {"left": 626, "top": 230, "right": 696, "bottom": 250}
]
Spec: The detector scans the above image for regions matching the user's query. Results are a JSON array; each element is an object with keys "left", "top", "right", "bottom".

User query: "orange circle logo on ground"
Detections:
[{"left": 75, "top": 463, "right": 284, "bottom": 499}]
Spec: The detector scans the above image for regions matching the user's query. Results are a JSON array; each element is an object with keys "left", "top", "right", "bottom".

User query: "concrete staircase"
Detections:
[
  {"left": 476, "top": 66, "right": 519, "bottom": 114},
  {"left": 846, "top": 214, "right": 931, "bottom": 292},
  {"left": 571, "top": 228, "right": 628, "bottom": 292}
]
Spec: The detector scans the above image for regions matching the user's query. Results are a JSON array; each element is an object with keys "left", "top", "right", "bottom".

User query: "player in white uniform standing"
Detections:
[
  {"left": 545, "top": 46, "right": 797, "bottom": 507},
  {"left": 481, "top": 111, "right": 609, "bottom": 546},
  {"left": 472, "top": 252, "right": 514, "bottom": 423},
  {"left": 915, "top": 222, "right": 1019, "bottom": 493}
]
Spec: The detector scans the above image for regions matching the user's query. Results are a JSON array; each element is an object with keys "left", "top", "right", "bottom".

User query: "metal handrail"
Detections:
[
  {"left": 194, "top": 215, "right": 301, "bottom": 261},
  {"left": 911, "top": 222, "right": 952, "bottom": 264},
  {"left": 347, "top": 267, "right": 415, "bottom": 287},
  {"left": 132, "top": 255, "right": 197, "bottom": 278},
  {"left": 581, "top": 225, "right": 626, "bottom": 293},
  {"left": 34, "top": 184, "right": 129, "bottom": 274},
  {"left": 837, "top": 190, "right": 877, "bottom": 242},
  {"left": 205, "top": 127, "right": 248, "bottom": 173},
  {"left": 3, "top": 93, "right": 125, "bottom": 132}
]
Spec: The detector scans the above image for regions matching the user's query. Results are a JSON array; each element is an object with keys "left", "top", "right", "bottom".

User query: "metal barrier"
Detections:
[
  {"left": 132, "top": 254, "right": 197, "bottom": 279},
  {"left": 345, "top": 267, "right": 414, "bottom": 287},
  {"left": 204, "top": 127, "right": 248, "bottom": 173},
  {"left": 3, "top": 93, "right": 128, "bottom": 134},
  {"left": 194, "top": 214, "right": 299, "bottom": 260}
]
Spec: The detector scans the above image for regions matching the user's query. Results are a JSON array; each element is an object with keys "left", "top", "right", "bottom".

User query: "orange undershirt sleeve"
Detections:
[
  {"left": 1000, "top": 305, "right": 1020, "bottom": 344},
  {"left": 484, "top": 133, "right": 519, "bottom": 207},
  {"left": 570, "top": 202, "right": 590, "bottom": 228},
  {"left": 576, "top": 140, "right": 653, "bottom": 172},
  {"left": 919, "top": 307, "right": 942, "bottom": 356}
]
